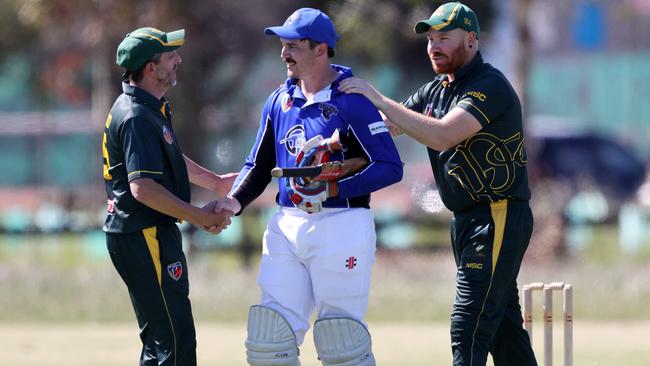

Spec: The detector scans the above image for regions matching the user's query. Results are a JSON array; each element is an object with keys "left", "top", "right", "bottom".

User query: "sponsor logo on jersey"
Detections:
[
  {"left": 279, "top": 124, "right": 306, "bottom": 156},
  {"left": 162, "top": 125, "right": 174, "bottom": 144},
  {"left": 345, "top": 256, "right": 357, "bottom": 269},
  {"left": 465, "top": 262, "right": 484, "bottom": 270},
  {"left": 167, "top": 261, "right": 183, "bottom": 281},
  {"left": 319, "top": 102, "right": 338, "bottom": 121},
  {"left": 281, "top": 93, "right": 293, "bottom": 113},
  {"left": 449, "top": 132, "right": 527, "bottom": 201},
  {"left": 465, "top": 91, "right": 487, "bottom": 101},
  {"left": 368, "top": 121, "right": 389, "bottom": 135}
]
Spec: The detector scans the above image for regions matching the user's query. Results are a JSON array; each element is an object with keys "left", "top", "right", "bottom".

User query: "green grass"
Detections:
[{"left": 1, "top": 227, "right": 649, "bottom": 323}]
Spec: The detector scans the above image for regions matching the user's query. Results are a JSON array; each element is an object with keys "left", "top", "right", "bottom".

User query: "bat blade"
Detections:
[{"left": 271, "top": 165, "right": 323, "bottom": 178}]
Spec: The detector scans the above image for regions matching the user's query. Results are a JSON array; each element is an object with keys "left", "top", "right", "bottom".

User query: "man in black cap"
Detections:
[
  {"left": 102, "top": 27, "right": 236, "bottom": 365},
  {"left": 340, "top": 2, "right": 538, "bottom": 365}
]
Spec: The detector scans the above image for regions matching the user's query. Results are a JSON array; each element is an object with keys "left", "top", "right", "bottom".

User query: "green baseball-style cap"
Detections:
[
  {"left": 414, "top": 2, "right": 480, "bottom": 38},
  {"left": 116, "top": 27, "right": 185, "bottom": 72}
]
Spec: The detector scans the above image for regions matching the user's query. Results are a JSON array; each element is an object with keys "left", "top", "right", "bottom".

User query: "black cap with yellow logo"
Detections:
[
  {"left": 414, "top": 2, "right": 480, "bottom": 38},
  {"left": 116, "top": 27, "right": 185, "bottom": 72}
]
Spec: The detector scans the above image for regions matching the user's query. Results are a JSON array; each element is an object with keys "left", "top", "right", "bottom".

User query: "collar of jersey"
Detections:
[
  {"left": 292, "top": 83, "right": 332, "bottom": 107},
  {"left": 285, "top": 64, "right": 353, "bottom": 107},
  {"left": 437, "top": 51, "right": 484, "bottom": 84},
  {"left": 122, "top": 82, "right": 167, "bottom": 112}
]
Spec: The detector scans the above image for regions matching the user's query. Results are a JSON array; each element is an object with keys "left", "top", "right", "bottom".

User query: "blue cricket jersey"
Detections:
[{"left": 230, "top": 65, "right": 403, "bottom": 212}]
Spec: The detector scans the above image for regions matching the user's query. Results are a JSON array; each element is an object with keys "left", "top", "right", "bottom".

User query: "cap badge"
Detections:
[{"left": 287, "top": 11, "right": 300, "bottom": 25}]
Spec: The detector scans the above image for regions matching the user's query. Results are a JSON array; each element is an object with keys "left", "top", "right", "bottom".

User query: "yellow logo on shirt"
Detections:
[
  {"left": 466, "top": 91, "right": 487, "bottom": 102},
  {"left": 465, "top": 262, "right": 483, "bottom": 270}
]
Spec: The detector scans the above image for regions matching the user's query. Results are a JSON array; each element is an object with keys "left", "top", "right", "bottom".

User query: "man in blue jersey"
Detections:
[{"left": 218, "top": 8, "right": 403, "bottom": 366}]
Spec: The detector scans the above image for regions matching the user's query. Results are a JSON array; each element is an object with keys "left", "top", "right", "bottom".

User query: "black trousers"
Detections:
[
  {"left": 106, "top": 223, "right": 196, "bottom": 366},
  {"left": 450, "top": 200, "right": 537, "bottom": 366}
]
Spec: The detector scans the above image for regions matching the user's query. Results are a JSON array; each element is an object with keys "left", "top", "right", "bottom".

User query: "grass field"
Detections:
[
  {"left": 2, "top": 321, "right": 649, "bottom": 366},
  {"left": 1, "top": 231, "right": 650, "bottom": 365}
]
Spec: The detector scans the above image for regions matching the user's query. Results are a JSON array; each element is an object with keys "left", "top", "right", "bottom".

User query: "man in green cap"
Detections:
[
  {"left": 340, "top": 2, "right": 537, "bottom": 365},
  {"left": 103, "top": 27, "right": 237, "bottom": 365}
]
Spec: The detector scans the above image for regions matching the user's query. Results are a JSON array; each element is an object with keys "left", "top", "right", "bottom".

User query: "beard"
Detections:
[
  {"left": 430, "top": 43, "right": 469, "bottom": 75},
  {"left": 157, "top": 68, "right": 177, "bottom": 88}
]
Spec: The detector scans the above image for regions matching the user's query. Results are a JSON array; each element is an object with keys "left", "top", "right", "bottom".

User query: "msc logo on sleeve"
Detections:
[{"left": 465, "top": 91, "right": 487, "bottom": 102}]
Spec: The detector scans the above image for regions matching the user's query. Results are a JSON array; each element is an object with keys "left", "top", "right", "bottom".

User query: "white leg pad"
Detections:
[
  {"left": 245, "top": 305, "right": 300, "bottom": 366},
  {"left": 313, "top": 318, "right": 376, "bottom": 366}
]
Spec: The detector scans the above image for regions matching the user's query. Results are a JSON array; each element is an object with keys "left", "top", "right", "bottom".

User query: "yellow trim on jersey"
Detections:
[
  {"left": 469, "top": 199, "right": 508, "bottom": 365},
  {"left": 103, "top": 114, "right": 113, "bottom": 180},
  {"left": 143, "top": 227, "right": 162, "bottom": 285},
  {"left": 131, "top": 32, "right": 185, "bottom": 47},
  {"left": 489, "top": 200, "right": 508, "bottom": 272},
  {"left": 102, "top": 133, "right": 112, "bottom": 180},
  {"left": 431, "top": 3, "right": 462, "bottom": 30},
  {"left": 142, "top": 226, "right": 178, "bottom": 365},
  {"left": 128, "top": 170, "right": 163, "bottom": 178},
  {"left": 458, "top": 100, "right": 490, "bottom": 125}
]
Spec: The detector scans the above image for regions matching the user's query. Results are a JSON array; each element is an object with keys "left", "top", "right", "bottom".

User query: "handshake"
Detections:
[{"left": 196, "top": 197, "right": 241, "bottom": 235}]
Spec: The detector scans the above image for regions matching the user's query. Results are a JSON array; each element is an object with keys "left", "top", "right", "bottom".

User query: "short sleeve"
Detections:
[
  {"left": 402, "top": 81, "right": 434, "bottom": 112},
  {"left": 455, "top": 74, "right": 516, "bottom": 127},
  {"left": 120, "top": 118, "right": 164, "bottom": 182}
]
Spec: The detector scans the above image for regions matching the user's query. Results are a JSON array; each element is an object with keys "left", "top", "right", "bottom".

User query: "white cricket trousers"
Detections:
[{"left": 257, "top": 206, "right": 376, "bottom": 345}]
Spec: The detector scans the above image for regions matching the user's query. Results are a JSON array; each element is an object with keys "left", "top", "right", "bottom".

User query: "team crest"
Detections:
[
  {"left": 167, "top": 262, "right": 183, "bottom": 281},
  {"left": 162, "top": 125, "right": 174, "bottom": 144},
  {"left": 281, "top": 93, "right": 293, "bottom": 113},
  {"left": 279, "top": 124, "right": 306, "bottom": 155},
  {"left": 319, "top": 103, "right": 338, "bottom": 121}
]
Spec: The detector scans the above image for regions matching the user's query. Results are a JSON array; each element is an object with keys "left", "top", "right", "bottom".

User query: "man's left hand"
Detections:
[{"left": 286, "top": 178, "right": 334, "bottom": 214}]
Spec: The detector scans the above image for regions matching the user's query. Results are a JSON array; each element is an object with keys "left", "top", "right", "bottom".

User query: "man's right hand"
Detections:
[
  {"left": 338, "top": 77, "right": 387, "bottom": 110},
  {"left": 198, "top": 201, "right": 233, "bottom": 234}
]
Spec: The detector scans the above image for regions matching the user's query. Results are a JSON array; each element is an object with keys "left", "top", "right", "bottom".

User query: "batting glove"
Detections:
[
  {"left": 286, "top": 178, "right": 339, "bottom": 214},
  {"left": 295, "top": 131, "right": 342, "bottom": 186}
]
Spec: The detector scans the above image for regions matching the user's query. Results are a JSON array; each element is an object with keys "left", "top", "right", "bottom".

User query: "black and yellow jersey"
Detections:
[
  {"left": 102, "top": 82, "right": 190, "bottom": 233},
  {"left": 404, "top": 52, "right": 530, "bottom": 212}
]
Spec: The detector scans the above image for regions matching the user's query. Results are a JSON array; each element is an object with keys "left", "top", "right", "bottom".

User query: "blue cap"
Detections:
[{"left": 264, "top": 8, "right": 339, "bottom": 49}]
